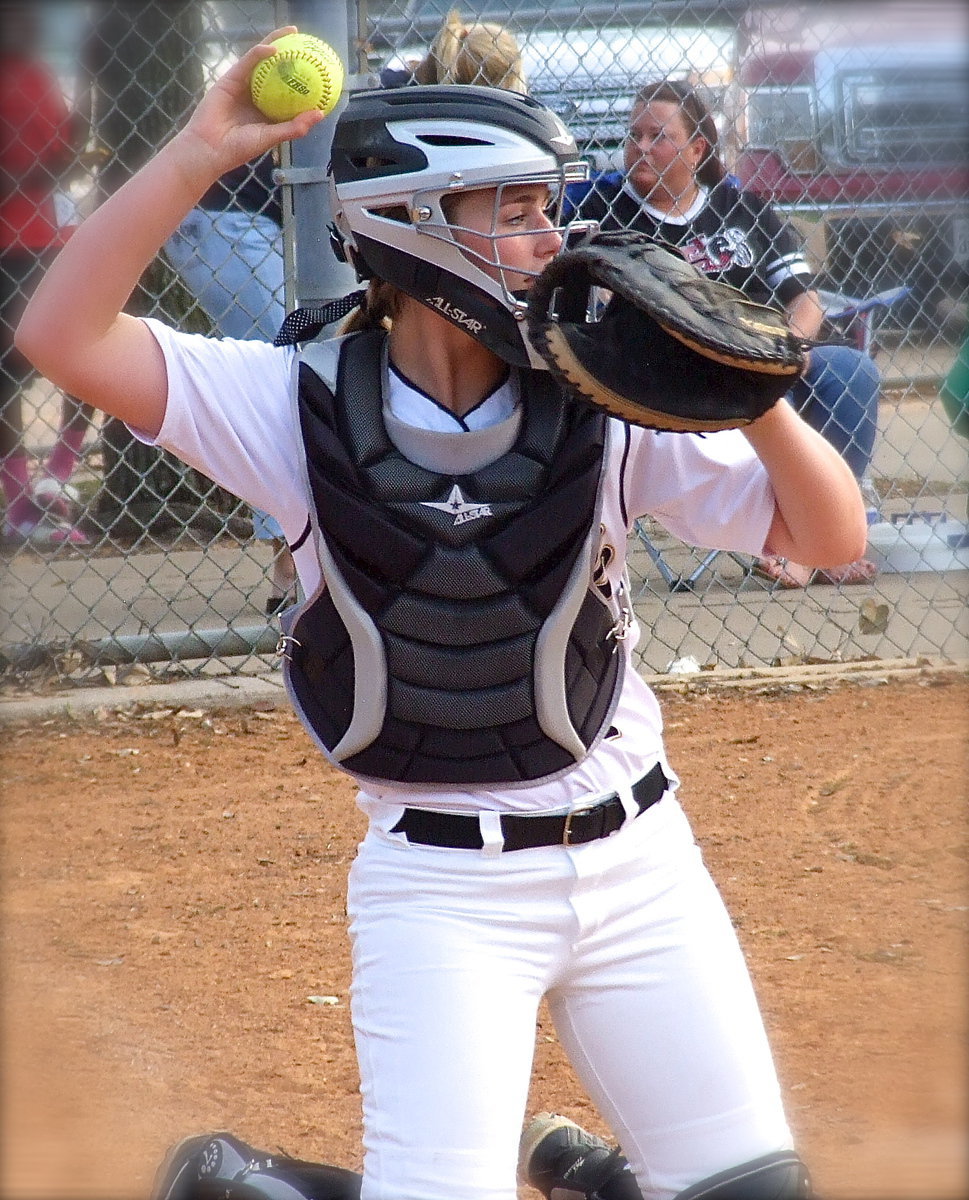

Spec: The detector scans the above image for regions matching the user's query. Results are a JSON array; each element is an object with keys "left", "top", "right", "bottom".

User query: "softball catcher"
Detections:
[{"left": 18, "top": 30, "right": 864, "bottom": 1198}]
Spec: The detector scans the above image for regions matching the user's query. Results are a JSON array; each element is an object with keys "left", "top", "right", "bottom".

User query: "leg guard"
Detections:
[
  {"left": 227, "top": 1157, "right": 362, "bottom": 1200},
  {"left": 675, "top": 1151, "right": 812, "bottom": 1200},
  {"left": 151, "top": 1131, "right": 361, "bottom": 1200}
]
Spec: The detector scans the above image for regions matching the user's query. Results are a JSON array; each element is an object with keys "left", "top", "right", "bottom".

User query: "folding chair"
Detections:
[
  {"left": 631, "top": 518, "right": 752, "bottom": 593},
  {"left": 816, "top": 285, "right": 910, "bottom": 354}
]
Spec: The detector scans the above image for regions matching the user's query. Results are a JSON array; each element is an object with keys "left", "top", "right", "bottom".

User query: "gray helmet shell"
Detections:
[{"left": 328, "top": 85, "right": 588, "bottom": 367}]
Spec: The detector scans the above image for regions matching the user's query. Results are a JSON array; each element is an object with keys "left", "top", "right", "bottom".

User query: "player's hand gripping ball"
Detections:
[{"left": 250, "top": 33, "right": 344, "bottom": 122}]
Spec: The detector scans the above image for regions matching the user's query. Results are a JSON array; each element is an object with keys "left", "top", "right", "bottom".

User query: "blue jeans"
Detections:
[
  {"left": 164, "top": 207, "right": 284, "bottom": 341},
  {"left": 165, "top": 208, "right": 285, "bottom": 539},
  {"left": 790, "top": 344, "right": 880, "bottom": 479}
]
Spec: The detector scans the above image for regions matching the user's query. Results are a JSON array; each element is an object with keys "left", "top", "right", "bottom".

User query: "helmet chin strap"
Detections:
[
  {"left": 273, "top": 292, "right": 368, "bottom": 347},
  {"left": 273, "top": 283, "right": 552, "bottom": 373}
]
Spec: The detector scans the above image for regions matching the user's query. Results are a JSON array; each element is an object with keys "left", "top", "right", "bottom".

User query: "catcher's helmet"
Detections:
[{"left": 328, "top": 85, "right": 589, "bottom": 367}]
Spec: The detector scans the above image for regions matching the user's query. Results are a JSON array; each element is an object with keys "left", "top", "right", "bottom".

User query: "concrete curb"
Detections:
[
  {"left": 0, "top": 672, "right": 290, "bottom": 725},
  {"left": 2, "top": 657, "right": 965, "bottom": 726},
  {"left": 643, "top": 656, "right": 969, "bottom": 692}
]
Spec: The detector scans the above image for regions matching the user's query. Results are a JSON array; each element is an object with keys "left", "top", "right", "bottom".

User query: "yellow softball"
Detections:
[{"left": 250, "top": 32, "right": 344, "bottom": 122}]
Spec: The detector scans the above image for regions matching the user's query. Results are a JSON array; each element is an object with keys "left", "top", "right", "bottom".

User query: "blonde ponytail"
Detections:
[{"left": 415, "top": 9, "right": 527, "bottom": 94}]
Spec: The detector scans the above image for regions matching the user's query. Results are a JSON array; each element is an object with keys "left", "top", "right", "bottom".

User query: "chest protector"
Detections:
[{"left": 281, "top": 330, "right": 624, "bottom": 788}]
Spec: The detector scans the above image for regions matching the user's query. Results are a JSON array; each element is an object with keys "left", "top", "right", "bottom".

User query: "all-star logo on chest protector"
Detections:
[
  {"left": 420, "top": 484, "right": 493, "bottom": 525},
  {"left": 281, "top": 330, "right": 625, "bottom": 788}
]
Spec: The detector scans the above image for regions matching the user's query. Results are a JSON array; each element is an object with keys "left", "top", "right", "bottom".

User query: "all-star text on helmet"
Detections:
[{"left": 328, "top": 84, "right": 590, "bottom": 368}]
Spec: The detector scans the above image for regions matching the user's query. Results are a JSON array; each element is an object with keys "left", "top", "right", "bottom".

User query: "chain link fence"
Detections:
[{"left": 2, "top": 0, "right": 967, "bottom": 693}]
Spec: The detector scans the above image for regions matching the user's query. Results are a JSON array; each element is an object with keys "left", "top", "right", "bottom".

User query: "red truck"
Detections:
[{"left": 729, "top": 8, "right": 968, "bottom": 331}]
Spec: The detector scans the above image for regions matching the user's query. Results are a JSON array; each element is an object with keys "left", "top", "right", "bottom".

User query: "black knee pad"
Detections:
[
  {"left": 228, "top": 1161, "right": 362, "bottom": 1200},
  {"left": 675, "top": 1151, "right": 812, "bottom": 1200},
  {"left": 156, "top": 1132, "right": 362, "bottom": 1200}
]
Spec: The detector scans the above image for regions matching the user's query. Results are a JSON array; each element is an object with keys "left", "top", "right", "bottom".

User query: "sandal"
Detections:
[
  {"left": 754, "top": 555, "right": 878, "bottom": 588},
  {"left": 753, "top": 556, "right": 814, "bottom": 589},
  {"left": 814, "top": 558, "right": 878, "bottom": 585}
]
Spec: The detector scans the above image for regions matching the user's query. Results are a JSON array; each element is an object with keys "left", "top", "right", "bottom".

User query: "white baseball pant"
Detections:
[{"left": 346, "top": 794, "right": 793, "bottom": 1199}]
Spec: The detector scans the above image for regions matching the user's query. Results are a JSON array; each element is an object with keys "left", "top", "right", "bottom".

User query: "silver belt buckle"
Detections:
[{"left": 562, "top": 804, "right": 594, "bottom": 846}]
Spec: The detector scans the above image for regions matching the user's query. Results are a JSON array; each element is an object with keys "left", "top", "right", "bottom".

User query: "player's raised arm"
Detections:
[{"left": 14, "top": 28, "right": 325, "bottom": 438}]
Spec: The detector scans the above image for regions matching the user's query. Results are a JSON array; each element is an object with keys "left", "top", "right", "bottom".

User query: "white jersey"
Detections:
[
  {"left": 134, "top": 318, "right": 775, "bottom": 822},
  {"left": 133, "top": 321, "right": 795, "bottom": 1196}
]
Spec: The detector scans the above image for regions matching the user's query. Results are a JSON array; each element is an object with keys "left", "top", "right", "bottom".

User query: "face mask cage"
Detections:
[
  {"left": 328, "top": 101, "right": 595, "bottom": 366},
  {"left": 405, "top": 162, "right": 592, "bottom": 309}
]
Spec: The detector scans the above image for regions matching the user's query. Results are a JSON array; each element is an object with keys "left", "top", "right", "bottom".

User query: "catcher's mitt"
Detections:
[{"left": 526, "top": 232, "right": 805, "bottom": 432}]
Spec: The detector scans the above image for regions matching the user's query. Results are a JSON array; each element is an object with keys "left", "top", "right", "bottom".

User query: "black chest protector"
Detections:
[{"left": 282, "top": 330, "right": 624, "bottom": 788}]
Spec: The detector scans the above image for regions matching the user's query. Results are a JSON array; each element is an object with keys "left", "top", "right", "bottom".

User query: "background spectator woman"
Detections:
[{"left": 569, "top": 79, "right": 881, "bottom": 587}]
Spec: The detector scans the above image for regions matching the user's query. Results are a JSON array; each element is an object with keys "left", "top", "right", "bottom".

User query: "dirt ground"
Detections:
[{"left": 1, "top": 673, "right": 967, "bottom": 1200}]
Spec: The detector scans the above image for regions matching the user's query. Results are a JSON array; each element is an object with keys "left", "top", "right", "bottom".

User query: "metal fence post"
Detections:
[{"left": 277, "top": 0, "right": 360, "bottom": 310}]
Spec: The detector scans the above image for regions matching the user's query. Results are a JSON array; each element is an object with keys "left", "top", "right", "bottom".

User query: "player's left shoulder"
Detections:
[{"left": 604, "top": 415, "right": 664, "bottom": 481}]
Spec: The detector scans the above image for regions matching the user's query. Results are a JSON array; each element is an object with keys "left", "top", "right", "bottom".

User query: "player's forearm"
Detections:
[{"left": 744, "top": 399, "right": 866, "bottom": 565}]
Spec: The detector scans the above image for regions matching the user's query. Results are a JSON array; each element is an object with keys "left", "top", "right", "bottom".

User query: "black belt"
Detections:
[{"left": 391, "top": 762, "right": 669, "bottom": 852}]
